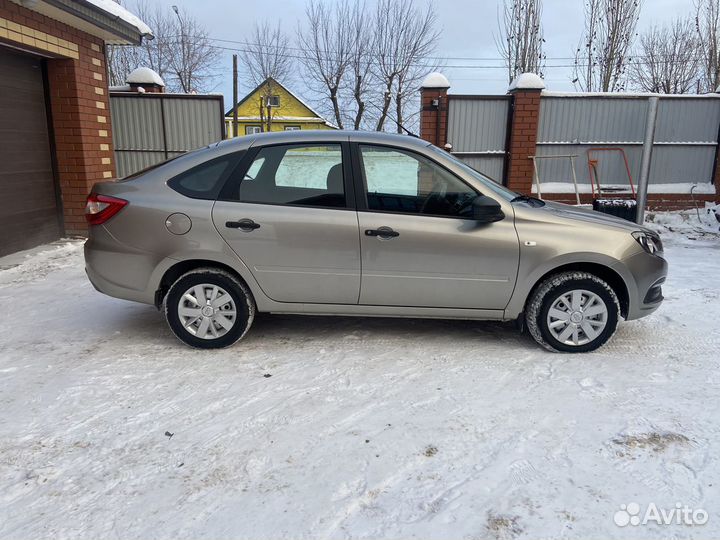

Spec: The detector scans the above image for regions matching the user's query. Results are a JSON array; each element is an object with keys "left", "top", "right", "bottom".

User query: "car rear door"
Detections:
[
  {"left": 353, "top": 143, "right": 519, "bottom": 309},
  {"left": 212, "top": 142, "right": 361, "bottom": 305}
]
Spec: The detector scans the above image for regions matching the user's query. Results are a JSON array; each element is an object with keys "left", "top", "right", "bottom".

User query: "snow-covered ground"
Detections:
[{"left": 0, "top": 213, "right": 719, "bottom": 540}]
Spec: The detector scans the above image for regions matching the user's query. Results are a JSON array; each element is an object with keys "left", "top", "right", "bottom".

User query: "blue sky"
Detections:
[{"left": 146, "top": 0, "right": 697, "bottom": 105}]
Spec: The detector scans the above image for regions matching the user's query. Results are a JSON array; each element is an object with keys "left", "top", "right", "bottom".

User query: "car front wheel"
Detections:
[
  {"left": 526, "top": 271, "right": 620, "bottom": 353},
  {"left": 164, "top": 268, "right": 255, "bottom": 349}
]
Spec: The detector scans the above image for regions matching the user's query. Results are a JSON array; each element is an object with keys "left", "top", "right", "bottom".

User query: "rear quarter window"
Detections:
[{"left": 167, "top": 153, "right": 243, "bottom": 200}]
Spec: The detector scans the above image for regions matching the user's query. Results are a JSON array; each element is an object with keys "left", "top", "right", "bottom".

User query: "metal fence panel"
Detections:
[
  {"left": 163, "top": 98, "right": 223, "bottom": 152},
  {"left": 110, "top": 96, "right": 164, "bottom": 152},
  {"left": 447, "top": 97, "right": 509, "bottom": 152},
  {"left": 110, "top": 93, "right": 224, "bottom": 178},
  {"left": 538, "top": 96, "right": 648, "bottom": 144},
  {"left": 535, "top": 95, "right": 720, "bottom": 188},
  {"left": 655, "top": 98, "right": 720, "bottom": 143},
  {"left": 446, "top": 97, "right": 509, "bottom": 181}
]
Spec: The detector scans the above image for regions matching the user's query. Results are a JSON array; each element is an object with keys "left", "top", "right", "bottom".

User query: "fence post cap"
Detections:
[
  {"left": 509, "top": 73, "right": 545, "bottom": 92},
  {"left": 126, "top": 67, "right": 165, "bottom": 87},
  {"left": 421, "top": 72, "right": 450, "bottom": 89}
]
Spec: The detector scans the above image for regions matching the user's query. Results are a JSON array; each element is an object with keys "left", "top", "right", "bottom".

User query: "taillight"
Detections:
[{"left": 85, "top": 193, "right": 127, "bottom": 225}]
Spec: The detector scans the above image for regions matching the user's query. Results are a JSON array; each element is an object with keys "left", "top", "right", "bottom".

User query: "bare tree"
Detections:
[
  {"left": 572, "top": 0, "right": 643, "bottom": 92},
  {"left": 632, "top": 18, "right": 700, "bottom": 93},
  {"left": 107, "top": 0, "right": 219, "bottom": 93},
  {"left": 495, "top": 0, "right": 546, "bottom": 84},
  {"left": 696, "top": 0, "right": 720, "bottom": 92},
  {"left": 167, "top": 5, "right": 221, "bottom": 93},
  {"left": 239, "top": 22, "right": 294, "bottom": 131},
  {"left": 297, "top": 0, "right": 353, "bottom": 129},
  {"left": 344, "top": 2, "right": 374, "bottom": 129},
  {"left": 372, "top": 0, "right": 440, "bottom": 132}
]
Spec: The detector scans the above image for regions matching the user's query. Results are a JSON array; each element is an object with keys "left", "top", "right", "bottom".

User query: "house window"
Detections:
[
  {"left": 245, "top": 125, "right": 262, "bottom": 135},
  {"left": 284, "top": 125, "right": 301, "bottom": 131},
  {"left": 266, "top": 95, "right": 280, "bottom": 107}
]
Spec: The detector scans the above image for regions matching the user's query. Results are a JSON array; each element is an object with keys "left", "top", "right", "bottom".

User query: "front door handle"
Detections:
[
  {"left": 226, "top": 218, "right": 260, "bottom": 231},
  {"left": 365, "top": 226, "right": 399, "bottom": 239}
]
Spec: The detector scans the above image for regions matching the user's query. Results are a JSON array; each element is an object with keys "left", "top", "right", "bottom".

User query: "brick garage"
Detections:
[{"left": 0, "top": 0, "right": 150, "bottom": 256}]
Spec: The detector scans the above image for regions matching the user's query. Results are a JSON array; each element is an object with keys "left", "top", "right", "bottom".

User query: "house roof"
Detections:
[
  {"left": 225, "top": 78, "right": 337, "bottom": 128},
  {"left": 25, "top": 0, "right": 153, "bottom": 45}
]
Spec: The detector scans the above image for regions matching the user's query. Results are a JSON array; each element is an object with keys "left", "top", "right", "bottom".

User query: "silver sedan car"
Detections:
[{"left": 84, "top": 131, "right": 667, "bottom": 352}]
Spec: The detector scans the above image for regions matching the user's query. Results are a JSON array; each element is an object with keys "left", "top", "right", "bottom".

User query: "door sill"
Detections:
[{"left": 267, "top": 303, "right": 506, "bottom": 320}]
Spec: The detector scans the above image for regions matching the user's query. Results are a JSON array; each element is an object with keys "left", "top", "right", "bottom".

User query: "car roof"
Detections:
[{"left": 215, "top": 129, "right": 433, "bottom": 152}]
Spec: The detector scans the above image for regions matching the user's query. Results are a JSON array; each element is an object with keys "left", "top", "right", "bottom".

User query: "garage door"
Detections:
[{"left": 0, "top": 47, "right": 61, "bottom": 257}]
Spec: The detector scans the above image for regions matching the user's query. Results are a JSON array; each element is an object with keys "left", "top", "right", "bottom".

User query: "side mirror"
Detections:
[{"left": 472, "top": 195, "right": 505, "bottom": 224}]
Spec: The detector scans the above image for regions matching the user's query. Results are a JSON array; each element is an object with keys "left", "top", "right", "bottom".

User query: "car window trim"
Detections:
[
  {"left": 349, "top": 142, "right": 481, "bottom": 220},
  {"left": 216, "top": 140, "right": 356, "bottom": 211}
]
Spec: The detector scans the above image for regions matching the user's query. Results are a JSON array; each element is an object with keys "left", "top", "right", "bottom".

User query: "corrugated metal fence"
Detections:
[
  {"left": 446, "top": 92, "right": 720, "bottom": 189},
  {"left": 110, "top": 93, "right": 225, "bottom": 178},
  {"left": 447, "top": 96, "right": 510, "bottom": 181},
  {"left": 536, "top": 95, "right": 720, "bottom": 188}
]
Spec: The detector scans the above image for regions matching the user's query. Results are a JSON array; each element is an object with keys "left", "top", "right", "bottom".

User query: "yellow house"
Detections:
[{"left": 225, "top": 77, "right": 337, "bottom": 137}]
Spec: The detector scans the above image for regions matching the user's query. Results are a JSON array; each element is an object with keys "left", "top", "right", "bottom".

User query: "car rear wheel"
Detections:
[
  {"left": 526, "top": 271, "right": 620, "bottom": 353},
  {"left": 164, "top": 268, "right": 255, "bottom": 349}
]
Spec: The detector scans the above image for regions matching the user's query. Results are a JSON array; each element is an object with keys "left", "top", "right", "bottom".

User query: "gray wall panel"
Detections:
[
  {"left": 538, "top": 97, "right": 648, "bottom": 143},
  {"left": 110, "top": 94, "right": 224, "bottom": 177},
  {"left": 447, "top": 98, "right": 509, "bottom": 152},
  {"left": 454, "top": 156, "right": 505, "bottom": 182},
  {"left": 654, "top": 99, "right": 720, "bottom": 143}
]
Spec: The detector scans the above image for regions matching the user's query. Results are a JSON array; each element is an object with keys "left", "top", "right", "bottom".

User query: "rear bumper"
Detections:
[
  {"left": 618, "top": 250, "right": 668, "bottom": 320},
  {"left": 84, "top": 228, "right": 160, "bottom": 305}
]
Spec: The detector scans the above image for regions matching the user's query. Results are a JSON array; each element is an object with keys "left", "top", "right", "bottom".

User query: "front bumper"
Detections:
[{"left": 617, "top": 250, "right": 668, "bottom": 320}]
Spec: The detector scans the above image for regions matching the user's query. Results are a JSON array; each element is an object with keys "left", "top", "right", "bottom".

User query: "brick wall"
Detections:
[
  {"left": 419, "top": 87, "right": 449, "bottom": 148},
  {"left": 506, "top": 89, "right": 541, "bottom": 193},
  {"left": 542, "top": 193, "right": 717, "bottom": 211},
  {"left": 0, "top": 0, "right": 116, "bottom": 235}
]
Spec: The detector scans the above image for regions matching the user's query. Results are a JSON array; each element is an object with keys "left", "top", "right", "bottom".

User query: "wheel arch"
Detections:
[
  {"left": 524, "top": 262, "right": 630, "bottom": 319},
  {"left": 154, "top": 258, "right": 254, "bottom": 308}
]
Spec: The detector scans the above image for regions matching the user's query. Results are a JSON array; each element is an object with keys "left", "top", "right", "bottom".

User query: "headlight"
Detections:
[{"left": 632, "top": 231, "right": 663, "bottom": 255}]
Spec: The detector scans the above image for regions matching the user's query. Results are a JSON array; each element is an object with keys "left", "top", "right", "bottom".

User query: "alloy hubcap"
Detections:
[
  {"left": 178, "top": 284, "right": 237, "bottom": 340},
  {"left": 547, "top": 289, "right": 608, "bottom": 346}
]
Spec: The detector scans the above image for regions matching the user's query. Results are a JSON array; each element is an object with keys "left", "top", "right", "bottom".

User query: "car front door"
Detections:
[
  {"left": 354, "top": 144, "right": 519, "bottom": 309},
  {"left": 212, "top": 142, "right": 361, "bottom": 304}
]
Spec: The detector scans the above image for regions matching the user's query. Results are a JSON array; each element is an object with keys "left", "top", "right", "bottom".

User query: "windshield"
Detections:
[{"left": 427, "top": 146, "right": 520, "bottom": 202}]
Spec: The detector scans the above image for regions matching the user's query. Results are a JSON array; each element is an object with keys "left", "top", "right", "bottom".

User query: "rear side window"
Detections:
[
  {"left": 225, "top": 144, "right": 346, "bottom": 208},
  {"left": 168, "top": 154, "right": 241, "bottom": 200}
]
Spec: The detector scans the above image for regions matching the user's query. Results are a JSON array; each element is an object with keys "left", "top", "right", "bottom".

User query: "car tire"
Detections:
[
  {"left": 164, "top": 268, "right": 255, "bottom": 349},
  {"left": 526, "top": 271, "right": 620, "bottom": 353}
]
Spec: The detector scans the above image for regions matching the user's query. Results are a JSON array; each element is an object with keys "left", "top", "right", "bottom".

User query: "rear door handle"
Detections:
[
  {"left": 365, "top": 226, "right": 399, "bottom": 239},
  {"left": 226, "top": 218, "right": 260, "bottom": 231}
]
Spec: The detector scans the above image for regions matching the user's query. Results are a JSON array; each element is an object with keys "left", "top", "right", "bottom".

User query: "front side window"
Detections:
[
  {"left": 232, "top": 144, "right": 345, "bottom": 208},
  {"left": 359, "top": 145, "right": 478, "bottom": 218}
]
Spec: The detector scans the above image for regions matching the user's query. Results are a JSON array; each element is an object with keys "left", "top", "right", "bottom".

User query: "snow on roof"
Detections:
[
  {"left": 421, "top": 72, "right": 450, "bottom": 89},
  {"left": 83, "top": 0, "right": 153, "bottom": 38},
  {"left": 509, "top": 73, "right": 545, "bottom": 91},
  {"left": 126, "top": 67, "right": 165, "bottom": 86}
]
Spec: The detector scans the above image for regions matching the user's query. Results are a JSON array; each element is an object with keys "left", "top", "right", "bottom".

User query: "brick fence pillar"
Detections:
[
  {"left": 419, "top": 72, "right": 450, "bottom": 147},
  {"left": 506, "top": 73, "right": 545, "bottom": 194}
]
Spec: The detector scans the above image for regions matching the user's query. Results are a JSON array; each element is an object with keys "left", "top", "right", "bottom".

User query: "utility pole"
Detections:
[{"left": 232, "top": 54, "right": 238, "bottom": 138}]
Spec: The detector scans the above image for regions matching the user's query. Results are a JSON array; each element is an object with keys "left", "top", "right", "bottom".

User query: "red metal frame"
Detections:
[{"left": 586, "top": 147, "right": 636, "bottom": 199}]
